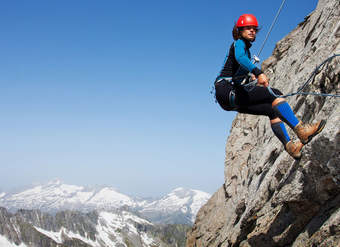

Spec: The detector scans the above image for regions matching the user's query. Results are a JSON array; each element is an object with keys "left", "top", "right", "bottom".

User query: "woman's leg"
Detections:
[
  {"left": 272, "top": 98, "right": 299, "bottom": 129},
  {"left": 236, "top": 98, "right": 290, "bottom": 144},
  {"left": 235, "top": 85, "right": 324, "bottom": 156},
  {"left": 235, "top": 85, "right": 284, "bottom": 119},
  {"left": 272, "top": 98, "right": 326, "bottom": 144},
  {"left": 238, "top": 104, "right": 303, "bottom": 159},
  {"left": 237, "top": 85, "right": 325, "bottom": 144},
  {"left": 235, "top": 86, "right": 303, "bottom": 159},
  {"left": 270, "top": 118, "right": 290, "bottom": 146}
]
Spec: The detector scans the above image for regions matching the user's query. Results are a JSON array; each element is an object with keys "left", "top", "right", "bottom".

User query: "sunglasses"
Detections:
[{"left": 243, "top": 26, "right": 259, "bottom": 32}]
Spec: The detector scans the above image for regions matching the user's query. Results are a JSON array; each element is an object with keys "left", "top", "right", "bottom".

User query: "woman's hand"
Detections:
[{"left": 257, "top": 73, "right": 269, "bottom": 87}]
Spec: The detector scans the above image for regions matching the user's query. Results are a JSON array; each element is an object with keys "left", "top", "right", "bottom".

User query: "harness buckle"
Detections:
[
  {"left": 229, "top": 90, "right": 236, "bottom": 108},
  {"left": 253, "top": 55, "right": 260, "bottom": 63}
]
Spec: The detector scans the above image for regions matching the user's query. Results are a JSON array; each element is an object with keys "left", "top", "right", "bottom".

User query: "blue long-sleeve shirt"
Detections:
[{"left": 217, "top": 38, "right": 262, "bottom": 82}]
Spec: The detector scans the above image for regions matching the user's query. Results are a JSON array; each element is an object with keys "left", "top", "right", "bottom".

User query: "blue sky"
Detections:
[{"left": 0, "top": 0, "right": 318, "bottom": 197}]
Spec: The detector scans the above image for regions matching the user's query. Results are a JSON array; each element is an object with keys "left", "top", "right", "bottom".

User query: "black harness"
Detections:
[{"left": 214, "top": 77, "right": 237, "bottom": 110}]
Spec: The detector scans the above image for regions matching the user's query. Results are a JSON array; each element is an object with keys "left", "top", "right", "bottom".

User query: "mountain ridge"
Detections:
[
  {"left": 0, "top": 206, "right": 191, "bottom": 247},
  {"left": 0, "top": 179, "right": 211, "bottom": 225}
]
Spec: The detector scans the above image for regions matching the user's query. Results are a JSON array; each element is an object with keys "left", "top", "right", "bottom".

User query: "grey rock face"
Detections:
[{"left": 187, "top": 0, "right": 340, "bottom": 246}]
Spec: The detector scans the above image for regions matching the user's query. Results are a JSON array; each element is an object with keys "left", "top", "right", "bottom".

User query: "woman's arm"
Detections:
[
  {"left": 234, "top": 39, "right": 262, "bottom": 77},
  {"left": 234, "top": 39, "right": 269, "bottom": 86}
]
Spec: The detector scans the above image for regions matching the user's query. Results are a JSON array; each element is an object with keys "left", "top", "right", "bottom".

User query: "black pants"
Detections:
[{"left": 215, "top": 80, "right": 283, "bottom": 120}]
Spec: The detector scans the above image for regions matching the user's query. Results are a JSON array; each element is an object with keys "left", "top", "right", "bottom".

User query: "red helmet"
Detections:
[{"left": 236, "top": 14, "right": 258, "bottom": 28}]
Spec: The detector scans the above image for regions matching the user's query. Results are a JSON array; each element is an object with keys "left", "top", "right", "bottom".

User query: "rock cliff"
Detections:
[{"left": 187, "top": 0, "right": 340, "bottom": 246}]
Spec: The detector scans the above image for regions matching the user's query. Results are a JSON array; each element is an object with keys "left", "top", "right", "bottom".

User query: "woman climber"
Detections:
[{"left": 214, "top": 14, "right": 326, "bottom": 159}]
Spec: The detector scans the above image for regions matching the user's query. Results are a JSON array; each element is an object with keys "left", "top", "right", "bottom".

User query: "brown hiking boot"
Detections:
[
  {"left": 294, "top": 120, "right": 326, "bottom": 144},
  {"left": 285, "top": 140, "right": 304, "bottom": 160}
]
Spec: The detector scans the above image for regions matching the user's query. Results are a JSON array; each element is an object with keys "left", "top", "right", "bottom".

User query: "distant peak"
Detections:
[
  {"left": 47, "top": 178, "right": 63, "bottom": 185},
  {"left": 172, "top": 187, "right": 188, "bottom": 192},
  {"left": 169, "top": 187, "right": 194, "bottom": 198},
  {"left": 169, "top": 187, "right": 211, "bottom": 199},
  {"left": 100, "top": 186, "right": 119, "bottom": 191}
]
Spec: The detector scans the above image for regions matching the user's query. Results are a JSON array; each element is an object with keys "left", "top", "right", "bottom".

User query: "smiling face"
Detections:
[{"left": 240, "top": 26, "right": 258, "bottom": 42}]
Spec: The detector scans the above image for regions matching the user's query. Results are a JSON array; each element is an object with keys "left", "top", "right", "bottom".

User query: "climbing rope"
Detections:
[
  {"left": 257, "top": 0, "right": 287, "bottom": 58},
  {"left": 267, "top": 53, "right": 340, "bottom": 98},
  {"left": 254, "top": 0, "right": 340, "bottom": 99},
  {"left": 211, "top": 0, "right": 340, "bottom": 101}
]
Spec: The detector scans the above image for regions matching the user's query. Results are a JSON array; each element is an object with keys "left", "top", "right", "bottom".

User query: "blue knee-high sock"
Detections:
[
  {"left": 273, "top": 102, "right": 299, "bottom": 129},
  {"left": 271, "top": 122, "right": 291, "bottom": 145}
]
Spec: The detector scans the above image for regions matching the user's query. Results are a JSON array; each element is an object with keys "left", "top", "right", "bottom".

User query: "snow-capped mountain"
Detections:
[
  {"left": 0, "top": 179, "right": 136, "bottom": 213},
  {"left": 0, "top": 180, "right": 211, "bottom": 224},
  {"left": 33, "top": 211, "right": 155, "bottom": 246},
  {"left": 139, "top": 187, "right": 211, "bottom": 224},
  {"left": 0, "top": 207, "right": 189, "bottom": 247}
]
